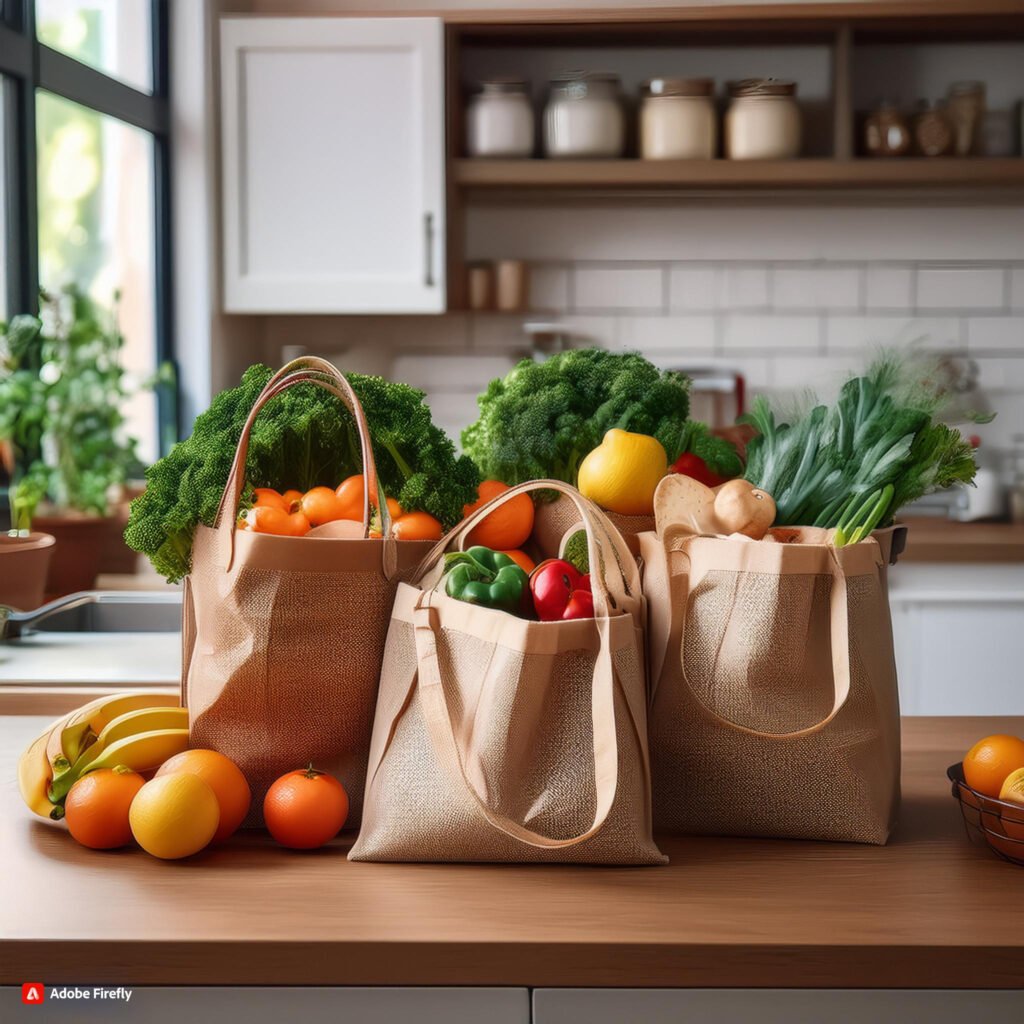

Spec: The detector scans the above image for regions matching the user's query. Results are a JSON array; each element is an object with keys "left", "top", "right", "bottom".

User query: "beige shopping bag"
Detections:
[
  {"left": 184, "top": 357, "right": 434, "bottom": 827},
  {"left": 531, "top": 491, "right": 653, "bottom": 559},
  {"left": 639, "top": 527, "right": 903, "bottom": 844},
  {"left": 350, "top": 481, "right": 666, "bottom": 864}
]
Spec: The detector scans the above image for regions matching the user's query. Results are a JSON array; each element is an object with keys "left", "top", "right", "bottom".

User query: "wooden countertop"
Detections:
[
  {"left": 2, "top": 715, "right": 1022, "bottom": 989},
  {"left": 898, "top": 519, "right": 1024, "bottom": 564}
]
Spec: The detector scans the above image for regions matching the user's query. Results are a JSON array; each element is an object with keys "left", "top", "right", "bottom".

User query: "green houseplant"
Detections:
[{"left": 0, "top": 287, "right": 154, "bottom": 598}]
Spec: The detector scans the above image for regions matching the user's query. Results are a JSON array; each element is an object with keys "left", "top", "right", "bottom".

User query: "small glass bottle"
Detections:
[{"left": 865, "top": 101, "right": 911, "bottom": 157}]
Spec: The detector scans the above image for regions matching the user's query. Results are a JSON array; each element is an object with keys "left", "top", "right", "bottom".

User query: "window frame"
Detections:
[{"left": 0, "top": 0, "right": 177, "bottom": 445}]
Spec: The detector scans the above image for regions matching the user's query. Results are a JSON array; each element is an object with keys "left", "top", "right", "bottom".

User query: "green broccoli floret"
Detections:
[
  {"left": 462, "top": 349, "right": 734, "bottom": 486},
  {"left": 562, "top": 529, "right": 589, "bottom": 574},
  {"left": 125, "top": 365, "right": 479, "bottom": 582}
]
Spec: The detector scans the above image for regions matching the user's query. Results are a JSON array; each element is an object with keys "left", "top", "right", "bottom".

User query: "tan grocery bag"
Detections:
[
  {"left": 638, "top": 527, "right": 903, "bottom": 844},
  {"left": 532, "top": 492, "right": 652, "bottom": 559},
  {"left": 350, "top": 481, "right": 666, "bottom": 864},
  {"left": 184, "top": 358, "right": 434, "bottom": 827}
]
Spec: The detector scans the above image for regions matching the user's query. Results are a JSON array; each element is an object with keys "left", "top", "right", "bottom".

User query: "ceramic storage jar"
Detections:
[
  {"left": 724, "top": 78, "right": 801, "bottom": 160},
  {"left": 466, "top": 79, "right": 535, "bottom": 157},
  {"left": 639, "top": 77, "right": 717, "bottom": 159},
  {"left": 543, "top": 72, "right": 625, "bottom": 158}
]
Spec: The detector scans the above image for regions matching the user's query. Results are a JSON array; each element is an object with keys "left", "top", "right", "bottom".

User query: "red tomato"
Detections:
[
  {"left": 300, "top": 486, "right": 347, "bottom": 526},
  {"left": 263, "top": 765, "right": 349, "bottom": 849}
]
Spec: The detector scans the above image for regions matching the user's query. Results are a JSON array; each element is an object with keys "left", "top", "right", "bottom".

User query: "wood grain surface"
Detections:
[
  {"left": 2, "top": 715, "right": 1022, "bottom": 988},
  {"left": 898, "top": 519, "right": 1024, "bottom": 564}
]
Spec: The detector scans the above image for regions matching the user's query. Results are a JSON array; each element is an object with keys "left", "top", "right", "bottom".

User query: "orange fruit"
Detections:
[
  {"left": 281, "top": 489, "right": 303, "bottom": 507},
  {"left": 464, "top": 480, "right": 535, "bottom": 551},
  {"left": 500, "top": 549, "right": 535, "bottom": 573},
  {"left": 962, "top": 734, "right": 1024, "bottom": 798},
  {"left": 129, "top": 773, "right": 220, "bottom": 860},
  {"left": 64, "top": 768, "right": 145, "bottom": 850},
  {"left": 392, "top": 511, "right": 443, "bottom": 541},
  {"left": 252, "top": 488, "right": 287, "bottom": 511},
  {"left": 155, "top": 749, "right": 251, "bottom": 843},
  {"left": 263, "top": 765, "right": 349, "bottom": 849},
  {"left": 998, "top": 767, "right": 1024, "bottom": 843},
  {"left": 300, "top": 486, "right": 347, "bottom": 526},
  {"left": 244, "top": 505, "right": 311, "bottom": 537}
]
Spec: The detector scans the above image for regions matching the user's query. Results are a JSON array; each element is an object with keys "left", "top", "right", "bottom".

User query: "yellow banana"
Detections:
[
  {"left": 79, "top": 727, "right": 190, "bottom": 777},
  {"left": 18, "top": 716, "right": 70, "bottom": 819},
  {"left": 74, "top": 706, "right": 189, "bottom": 772},
  {"left": 58, "top": 690, "right": 180, "bottom": 764}
]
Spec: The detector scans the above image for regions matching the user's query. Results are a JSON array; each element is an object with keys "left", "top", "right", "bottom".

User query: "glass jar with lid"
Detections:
[
  {"left": 543, "top": 72, "right": 625, "bottom": 158},
  {"left": 466, "top": 79, "right": 535, "bottom": 158},
  {"left": 640, "top": 77, "right": 717, "bottom": 160},
  {"left": 724, "top": 78, "right": 801, "bottom": 160}
]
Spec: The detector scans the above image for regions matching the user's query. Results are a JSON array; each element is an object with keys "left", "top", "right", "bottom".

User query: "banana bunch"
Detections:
[{"left": 18, "top": 691, "right": 188, "bottom": 820}]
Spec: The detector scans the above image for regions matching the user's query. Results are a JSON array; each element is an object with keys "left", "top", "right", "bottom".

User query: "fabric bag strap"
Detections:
[
  {"left": 672, "top": 539, "right": 878, "bottom": 740},
  {"left": 411, "top": 586, "right": 620, "bottom": 850},
  {"left": 212, "top": 360, "right": 397, "bottom": 578}
]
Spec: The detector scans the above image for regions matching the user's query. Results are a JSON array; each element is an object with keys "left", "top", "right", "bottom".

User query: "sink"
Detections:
[{"left": 2, "top": 591, "right": 182, "bottom": 637}]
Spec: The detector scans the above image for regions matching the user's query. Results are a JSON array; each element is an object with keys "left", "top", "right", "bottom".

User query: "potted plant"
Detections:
[{"left": 0, "top": 288, "right": 154, "bottom": 600}]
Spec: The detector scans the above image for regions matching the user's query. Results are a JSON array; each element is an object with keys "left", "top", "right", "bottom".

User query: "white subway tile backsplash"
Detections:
[
  {"left": 826, "top": 316, "right": 961, "bottom": 352},
  {"left": 916, "top": 267, "right": 1006, "bottom": 310},
  {"left": 966, "top": 316, "right": 1024, "bottom": 352},
  {"left": 865, "top": 266, "right": 914, "bottom": 310},
  {"left": 573, "top": 266, "right": 664, "bottom": 312},
  {"left": 721, "top": 314, "right": 821, "bottom": 352},
  {"left": 528, "top": 265, "right": 570, "bottom": 312},
  {"left": 769, "top": 355, "right": 863, "bottom": 400},
  {"left": 617, "top": 315, "right": 715, "bottom": 352},
  {"left": 720, "top": 266, "right": 770, "bottom": 310},
  {"left": 668, "top": 266, "right": 719, "bottom": 311},
  {"left": 1009, "top": 269, "right": 1024, "bottom": 311},
  {"left": 424, "top": 391, "right": 482, "bottom": 447},
  {"left": 973, "top": 357, "right": 1024, "bottom": 391},
  {"left": 391, "top": 354, "right": 515, "bottom": 392},
  {"left": 773, "top": 266, "right": 861, "bottom": 311}
]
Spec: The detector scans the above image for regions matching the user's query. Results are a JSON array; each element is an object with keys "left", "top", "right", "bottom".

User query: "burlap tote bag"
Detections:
[
  {"left": 638, "top": 526, "right": 902, "bottom": 845},
  {"left": 350, "top": 481, "right": 665, "bottom": 864},
  {"left": 184, "top": 357, "right": 435, "bottom": 827},
  {"left": 532, "top": 493, "right": 652, "bottom": 559}
]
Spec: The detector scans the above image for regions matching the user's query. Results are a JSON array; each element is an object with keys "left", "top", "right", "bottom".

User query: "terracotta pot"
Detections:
[
  {"left": 31, "top": 514, "right": 114, "bottom": 600},
  {"left": 99, "top": 484, "right": 145, "bottom": 575},
  {"left": 0, "top": 532, "right": 56, "bottom": 611}
]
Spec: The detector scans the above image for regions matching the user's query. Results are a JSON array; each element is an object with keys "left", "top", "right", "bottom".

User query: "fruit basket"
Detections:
[{"left": 948, "top": 763, "right": 1024, "bottom": 866}]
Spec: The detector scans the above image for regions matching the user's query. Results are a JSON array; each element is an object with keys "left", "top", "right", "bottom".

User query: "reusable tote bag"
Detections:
[
  {"left": 183, "top": 357, "right": 434, "bottom": 827},
  {"left": 532, "top": 493, "right": 653, "bottom": 559},
  {"left": 350, "top": 481, "right": 666, "bottom": 864},
  {"left": 638, "top": 527, "right": 902, "bottom": 845}
]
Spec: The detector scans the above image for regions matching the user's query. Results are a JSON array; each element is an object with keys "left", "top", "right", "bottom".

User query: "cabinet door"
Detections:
[{"left": 221, "top": 17, "right": 445, "bottom": 313}]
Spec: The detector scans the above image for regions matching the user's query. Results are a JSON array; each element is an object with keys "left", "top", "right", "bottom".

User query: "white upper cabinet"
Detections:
[{"left": 220, "top": 17, "right": 445, "bottom": 313}]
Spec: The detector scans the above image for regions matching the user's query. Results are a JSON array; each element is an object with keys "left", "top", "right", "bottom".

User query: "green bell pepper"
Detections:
[{"left": 443, "top": 546, "right": 529, "bottom": 614}]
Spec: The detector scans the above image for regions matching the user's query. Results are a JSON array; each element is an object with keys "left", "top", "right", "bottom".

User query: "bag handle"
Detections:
[
  {"left": 213, "top": 362, "right": 397, "bottom": 578},
  {"left": 411, "top": 587, "right": 620, "bottom": 850},
  {"left": 672, "top": 540, "right": 874, "bottom": 740},
  {"left": 413, "top": 479, "right": 641, "bottom": 619}
]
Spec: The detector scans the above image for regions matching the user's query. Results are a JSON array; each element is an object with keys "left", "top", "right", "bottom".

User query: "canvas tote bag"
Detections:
[
  {"left": 184, "top": 357, "right": 434, "bottom": 827},
  {"left": 350, "top": 481, "right": 666, "bottom": 864},
  {"left": 638, "top": 526, "right": 902, "bottom": 845},
  {"left": 532, "top": 493, "right": 652, "bottom": 559}
]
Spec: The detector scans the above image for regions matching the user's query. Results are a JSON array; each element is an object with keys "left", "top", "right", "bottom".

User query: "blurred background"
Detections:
[{"left": 1, "top": 0, "right": 1022, "bottom": 713}]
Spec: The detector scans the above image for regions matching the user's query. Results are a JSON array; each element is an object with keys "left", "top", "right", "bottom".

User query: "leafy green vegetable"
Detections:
[
  {"left": 563, "top": 528, "right": 590, "bottom": 575},
  {"left": 742, "top": 354, "right": 982, "bottom": 527},
  {"left": 125, "top": 364, "right": 479, "bottom": 582},
  {"left": 462, "top": 348, "right": 739, "bottom": 487}
]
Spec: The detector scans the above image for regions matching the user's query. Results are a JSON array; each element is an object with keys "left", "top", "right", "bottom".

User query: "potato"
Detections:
[{"left": 713, "top": 480, "right": 776, "bottom": 540}]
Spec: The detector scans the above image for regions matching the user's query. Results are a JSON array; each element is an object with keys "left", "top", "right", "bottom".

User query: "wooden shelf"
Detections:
[{"left": 455, "top": 158, "right": 1024, "bottom": 193}]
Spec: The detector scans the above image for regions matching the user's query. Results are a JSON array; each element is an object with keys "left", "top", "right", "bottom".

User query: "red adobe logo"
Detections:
[{"left": 22, "top": 983, "right": 45, "bottom": 1005}]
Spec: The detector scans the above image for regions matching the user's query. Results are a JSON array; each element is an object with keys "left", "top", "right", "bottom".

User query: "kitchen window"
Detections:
[{"left": 0, "top": 0, "right": 174, "bottom": 460}]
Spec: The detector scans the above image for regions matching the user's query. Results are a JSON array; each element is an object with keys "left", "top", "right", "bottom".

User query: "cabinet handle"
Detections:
[{"left": 424, "top": 212, "right": 435, "bottom": 288}]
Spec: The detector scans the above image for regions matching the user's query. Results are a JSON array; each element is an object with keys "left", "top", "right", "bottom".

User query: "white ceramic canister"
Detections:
[
  {"left": 725, "top": 78, "right": 801, "bottom": 160},
  {"left": 543, "top": 72, "right": 625, "bottom": 158},
  {"left": 466, "top": 80, "right": 535, "bottom": 158},
  {"left": 640, "top": 77, "right": 717, "bottom": 159}
]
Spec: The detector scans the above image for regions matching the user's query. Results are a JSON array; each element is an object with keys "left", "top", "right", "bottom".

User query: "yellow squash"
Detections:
[{"left": 577, "top": 428, "right": 668, "bottom": 516}]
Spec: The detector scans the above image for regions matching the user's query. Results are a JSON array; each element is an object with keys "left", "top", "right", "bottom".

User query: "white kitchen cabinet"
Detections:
[
  {"left": 888, "top": 563, "right": 1024, "bottom": 715},
  {"left": 220, "top": 17, "right": 445, "bottom": 313}
]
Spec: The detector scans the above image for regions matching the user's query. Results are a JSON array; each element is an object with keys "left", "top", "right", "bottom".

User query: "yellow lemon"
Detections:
[
  {"left": 577, "top": 429, "right": 668, "bottom": 516},
  {"left": 129, "top": 773, "right": 220, "bottom": 860}
]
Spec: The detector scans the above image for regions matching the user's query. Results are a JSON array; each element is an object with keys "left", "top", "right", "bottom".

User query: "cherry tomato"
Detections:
[
  {"left": 300, "top": 486, "right": 348, "bottom": 526},
  {"left": 245, "top": 506, "right": 311, "bottom": 537},
  {"left": 391, "top": 511, "right": 443, "bottom": 541},
  {"left": 263, "top": 765, "right": 349, "bottom": 849},
  {"left": 252, "top": 488, "right": 288, "bottom": 511}
]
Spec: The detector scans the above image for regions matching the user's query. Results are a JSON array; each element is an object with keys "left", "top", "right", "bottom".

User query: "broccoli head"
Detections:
[
  {"left": 125, "top": 364, "right": 479, "bottom": 582},
  {"left": 461, "top": 348, "right": 739, "bottom": 486}
]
